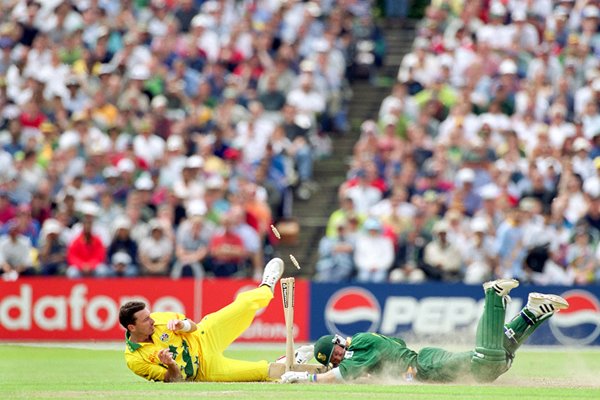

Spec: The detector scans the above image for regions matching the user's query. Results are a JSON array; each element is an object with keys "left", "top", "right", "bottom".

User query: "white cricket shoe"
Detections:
[
  {"left": 483, "top": 278, "right": 519, "bottom": 297},
  {"left": 526, "top": 292, "right": 569, "bottom": 318},
  {"left": 260, "top": 258, "right": 284, "bottom": 292}
]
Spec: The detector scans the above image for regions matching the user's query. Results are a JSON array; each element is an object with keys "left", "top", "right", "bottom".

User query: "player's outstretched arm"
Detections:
[
  {"left": 157, "top": 348, "right": 183, "bottom": 383},
  {"left": 167, "top": 319, "right": 198, "bottom": 333},
  {"left": 280, "top": 369, "right": 341, "bottom": 384}
]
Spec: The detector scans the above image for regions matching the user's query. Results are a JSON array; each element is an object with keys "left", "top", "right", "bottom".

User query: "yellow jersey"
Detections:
[{"left": 124, "top": 312, "right": 202, "bottom": 382}]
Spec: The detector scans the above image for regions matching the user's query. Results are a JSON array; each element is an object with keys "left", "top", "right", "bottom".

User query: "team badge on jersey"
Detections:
[
  {"left": 160, "top": 333, "right": 169, "bottom": 342},
  {"left": 344, "top": 351, "right": 353, "bottom": 359}
]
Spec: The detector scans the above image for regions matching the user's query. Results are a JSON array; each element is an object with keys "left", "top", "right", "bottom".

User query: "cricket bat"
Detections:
[{"left": 281, "top": 277, "right": 295, "bottom": 372}]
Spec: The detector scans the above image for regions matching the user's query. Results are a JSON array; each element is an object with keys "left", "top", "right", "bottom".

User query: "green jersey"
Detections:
[{"left": 338, "top": 333, "right": 418, "bottom": 380}]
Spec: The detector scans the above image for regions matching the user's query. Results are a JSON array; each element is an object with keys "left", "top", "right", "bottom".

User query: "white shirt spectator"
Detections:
[
  {"left": 564, "top": 190, "right": 587, "bottom": 226},
  {"left": 547, "top": 120, "right": 575, "bottom": 149},
  {"left": 139, "top": 233, "right": 173, "bottom": 262},
  {"left": 235, "top": 118, "right": 275, "bottom": 164},
  {"left": 527, "top": 54, "right": 563, "bottom": 84},
  {"left": 514, "top": 87, "right": 550, "bottom": 121},
  {"left": 353, "top": 229, "right": 394, "bottom": 281},
  {"left": 172, "top": 177, "right": 205, "bottom": 203},
  {"left": 286, "top": 77, "right": 326, "bottom": 119},
  {"left": 437, "top": 113, "right": 481, "bottom": 144},
  {"left": 0, "top": 233, "right": 32, "bottom": 268},
  {"left": 450, "top": 46, "right": 478, "bottom": 87},
  {"left": 477, "top": 22, "right": 512, "bottom": 50},
  {"left": 462, "top": 233, "right": 496, "bottom": 284},
  {"left": 344, "top": 183, "right": 382, "bottom": 215},
  {"left": 424, "top": 236, "right": 463, "bottom": 274},
  {"left": 398, "top": 50, "right": 439, "bottom": 87},
  {"left": 512, "top": 116, "right": 546, "bottom": 156},
  {"left": 196, "top": 29, "right": 221, "bottom": 63},
  {"left": 574, "top": 82, "right": 596, "bottom": 117},
  {"left": 133, "top": 134, "right": 165, "bottom": 166},
  {"left": 159, "top": 156, "right": 187, "bottom": 189}
]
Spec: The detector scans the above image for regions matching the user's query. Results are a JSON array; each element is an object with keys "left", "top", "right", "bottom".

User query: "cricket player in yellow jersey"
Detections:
[{"left": 119, "top": 257, "right": 284, "bottom": 382}]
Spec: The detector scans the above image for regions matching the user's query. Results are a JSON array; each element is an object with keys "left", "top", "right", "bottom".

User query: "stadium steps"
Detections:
[{"left": 273, "top": 21, "right": 416, "bottom": 278}]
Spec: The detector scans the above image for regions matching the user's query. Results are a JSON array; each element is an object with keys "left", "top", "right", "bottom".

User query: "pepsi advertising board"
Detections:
[{"left": 310, "top": 283, "right": 600, "bottom": 346}]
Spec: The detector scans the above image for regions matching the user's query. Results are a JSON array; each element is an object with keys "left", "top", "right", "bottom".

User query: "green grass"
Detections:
[{"left": 2, "top": 345, "right": 600, "bottom": 400}]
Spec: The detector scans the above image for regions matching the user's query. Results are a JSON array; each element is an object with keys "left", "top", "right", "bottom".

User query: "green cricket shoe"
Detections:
[
  {"left": 526, "top": 292, "right": 569, "bottom": 318},
  {"left": 483, "top": 278, "right": 519, "bottom": 297}
]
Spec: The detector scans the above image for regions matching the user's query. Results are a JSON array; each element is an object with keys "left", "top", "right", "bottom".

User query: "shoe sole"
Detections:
[
  {"left": 483, "top": 279, "right": 519, "bottom": 294},
  {"left": 529, "top": 293, "right": 569, "bottom": 310},
  {"left": 264, "top": 258, "right": 284, "bottom": 281}
]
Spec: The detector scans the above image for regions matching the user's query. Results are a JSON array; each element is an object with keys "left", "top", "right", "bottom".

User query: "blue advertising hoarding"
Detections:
[{"left": 309, "top": 283, "right": 600, "bottom": 346}]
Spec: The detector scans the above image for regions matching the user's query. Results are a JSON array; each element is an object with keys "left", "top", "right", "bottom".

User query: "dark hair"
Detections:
[{"left": 119, "top": 301, "right": 146, "bottom": 331}]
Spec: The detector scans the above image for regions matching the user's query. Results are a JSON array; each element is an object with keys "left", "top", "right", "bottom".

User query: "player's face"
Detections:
[
  {"left": 132, "top": 308, "right": 155, "bottom": 337},
  {"left": 329, "top": 344, "right": 346, "bottom": 367}
]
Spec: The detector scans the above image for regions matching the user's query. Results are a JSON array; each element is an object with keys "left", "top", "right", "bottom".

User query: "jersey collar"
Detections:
[{"left": 125, "top": 331, "right": 142, "bottom": 352}]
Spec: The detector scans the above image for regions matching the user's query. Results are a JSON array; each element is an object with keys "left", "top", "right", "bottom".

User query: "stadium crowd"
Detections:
[
  {"left": 0, "top": 0, "right": 382, "bottom": 281},
  {"left": 316, "top": 0, "right": 600, "bottom": 286}
]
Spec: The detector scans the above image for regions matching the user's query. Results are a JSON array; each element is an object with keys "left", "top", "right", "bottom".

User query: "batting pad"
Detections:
[
  {"left": 503, "top": 309, "right": 551, "bottom": 357},
  {"left": 475, "top": 288, "right": 507, "bottom": 350}
]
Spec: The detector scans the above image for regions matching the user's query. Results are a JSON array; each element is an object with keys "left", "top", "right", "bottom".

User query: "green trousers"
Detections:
[
  {"left": 415, "top": 347, "right": 474, "bottom": 382},
  {"left": 415, "top": 291, "right": 548, "bottom": 383}
]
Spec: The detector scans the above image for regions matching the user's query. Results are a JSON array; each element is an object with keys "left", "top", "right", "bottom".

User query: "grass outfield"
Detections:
[{"left": 2, "top": 345, "right": 600, "bottom": 400}]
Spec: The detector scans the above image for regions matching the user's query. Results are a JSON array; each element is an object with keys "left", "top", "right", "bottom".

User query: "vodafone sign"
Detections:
[
  {"left": 0, "top": 278, "right": 306, "bottom": 342},
  {"left": 0, "top": 279, "right": 196, "bottom": 340}
]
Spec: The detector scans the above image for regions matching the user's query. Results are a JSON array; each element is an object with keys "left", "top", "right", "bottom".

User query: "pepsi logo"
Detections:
[
  {"left": 549, "top": 290, "right": 600, "bottom": 346},
  {"left": 325, "top": 287, "right": 381, "bottom": 337}
]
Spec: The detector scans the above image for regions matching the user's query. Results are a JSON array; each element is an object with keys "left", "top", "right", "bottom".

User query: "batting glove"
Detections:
[
  {"left": 294, "top": 345, "right": 315, "bottom": 364},
  {"left": 280, "top": 371, "right": 314, "bottom": 384}
]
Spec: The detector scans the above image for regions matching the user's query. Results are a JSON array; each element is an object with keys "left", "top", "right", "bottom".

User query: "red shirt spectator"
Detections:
[
  {"left": 67, "top": 233, "right": 106, "bottom": 273},
  {"left": 208, "top": 231, "right": 245, "bottom": 264},
  {"left": 66, "top": 209, "right": 106, "bottom": 277},
  {"left": 0, "top": 192, "right": 16, "bottom": 224}
]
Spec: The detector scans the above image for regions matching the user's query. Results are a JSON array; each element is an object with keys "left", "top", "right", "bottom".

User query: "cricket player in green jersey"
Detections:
[{"left": 280, "top": 278, "right": 569, "bottom": 384}]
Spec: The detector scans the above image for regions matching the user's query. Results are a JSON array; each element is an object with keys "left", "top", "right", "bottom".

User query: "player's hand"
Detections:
[
  {"left": 294, "top": 345, "right": 315, "bottom": 364},
  {"left": 167, "top": 319, "right": 183, "bottom": 331},
  {"left": 280, "top": 371, "right": 309, "bottom": 384},
  {"left": 157, "top": 348, "right": 176, "bottom": 366}
]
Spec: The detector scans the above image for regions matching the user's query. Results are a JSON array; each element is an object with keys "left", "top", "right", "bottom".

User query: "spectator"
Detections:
[
  {"left": 108, "top": 251, "right": 138, "bottom": 278},
  {"left": 205, "top": 211, "right": 247, "bottom": 277},
  {"left": 229, "top": 205, "right": 263, "bottom": 279},
  {"left": 315, "top": 219, "right": 356, "bottom": 283},
  {"left": 495, "top": 207, "right": 526, "bottom": 280},
  {"left": 462, "top": 218, "right": 496, "bottom": 284},
  {"left": 353, "top": 217, "right": 394, "bottom": 283},
  {"left": 447, "top": 168, "right": 482, "bottom": 217},
  {"left": 0, "top": 0, "right": 371, "bottom": 282},
  {"left": 343, "top": 169, "right": 383, "bottom": 214},
  {"left": 1, "top": 203, "right": 40, "bottom": 246},
  {"left": 422, "top": 219, "right": 463, "bottom": 282},
  {"left": 286, "top": 73, "right": 326, "bottom": 132},
  {"left": 107, "top": 216, "right": 139, "bottom": 273},
  {"left": 566, "top": 228, "right": 597, "bottom": 285},
  {"left": 389, "top": 210, "right": 429, "bottom": 284},
  {"left": 0, "top": 190, "right": 15, "bottom": 224},
  {"left": 326, "top": 195, "right": 362, "bottom": 238},
  {"left": 65, "top": 202, "right": 108, "bottom": 278},
  {"left": 0, "top": 221, "right": 35, "bottom": 280},
  {"left": 38, "top": 219, "right": 67, "bottom": 276},
  {"left": 138, "top": 219, "right": 173, "bottom": 276},
  {"left": 171, "top": 200, "right": 210, "bottom": 279}
]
